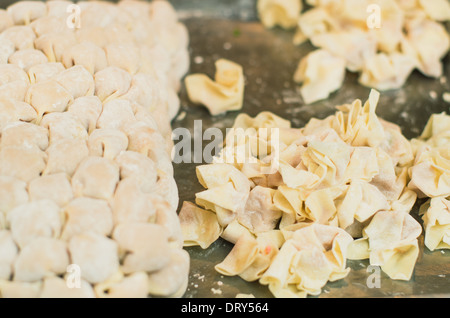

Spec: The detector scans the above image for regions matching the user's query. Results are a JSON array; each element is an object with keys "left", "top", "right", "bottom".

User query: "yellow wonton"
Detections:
[{"left": 185, "top": 59, "right": 244, "bottom": 115}]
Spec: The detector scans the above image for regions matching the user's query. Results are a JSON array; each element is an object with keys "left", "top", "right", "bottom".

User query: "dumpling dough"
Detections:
[
  {"left": 68, "top": 232, "right": 119, "bottom": 284},
  {"left": 185, "top": 59, "right": 245, "bottom": 116}
]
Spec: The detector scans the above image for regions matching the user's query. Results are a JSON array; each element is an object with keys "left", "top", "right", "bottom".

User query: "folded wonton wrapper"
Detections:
[
  {"left": 293, "top": 49, "right": 346, "bottom": 104},
  {"left": 187, "top": 90, "right": 420, "bottom": 296},
  {"left": 347, "top": 210, "right": 422, "bottom": 280},
  {"left": 185, "top": 59, "right": 244, "bottom": 116},
  {"left": 257, "top": 0, "right": 302, "bottom": 30},
  {"left": 421, "top": 196, "right": 450, "bottom": 251}
]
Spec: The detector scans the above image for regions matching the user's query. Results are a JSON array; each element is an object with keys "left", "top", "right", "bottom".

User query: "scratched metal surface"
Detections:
[{"left": 169, "top": 0, "right": 450, "bottom": 298}]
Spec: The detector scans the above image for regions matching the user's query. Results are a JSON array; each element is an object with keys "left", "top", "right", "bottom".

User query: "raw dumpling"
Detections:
[
  {"left": 68, "top": 232, "right": 119, "bottom": 284},
  {"left": 8, "top": 49, "right": 48, "bottom": 71},
  {"left": 71, "top": 156, "right": 120, "bottom": 201},
  {"left": 27, "top": 62, "right": 65, "bottom": 84},
  {"left": 25, "top": 79, "right": 73, "bottom": 122},
  {"left": 14, "top": 237, "right": 69, "bottom": 282},
  {"left": 87, "top": 128, "right": 129, "bottom": 160},
  {"left": 66, "top": 96, "right": 102, "bottom": 134},
  {"left": 0, "top": 146, "right": 47, "bottom": 183},
  {"left": 0, "top": 230, "right": 18, "bottom": 280},
  {"left": 7, "top": 200, "right": 62, "bottom": 249},
  {"left": 0, "top": 99, "right": 36, "bottom": 130},
  {"left": 112, "top": 223, "right": 171, "bottom": 273},
  {"left": 55, "top": 65, "right": 95, "bottom": 99},
  {"left": 61, "top": 197, "right": 114, "bottom": 241},
  {"left": 293, "top": 49, "right": 346, "bottom": 104},
  {"left": 93, "top": 66, "right": 132, "bottom": 102},
  {"left": 257, "top": 0, "right": 302, "bottom": 29},
  {"left": 62, "top": 42, "right": 108, "bottom": 74},
  {"left": 43, "top": 138, "right": 89, "bottom": 177},
  {"left": 185, "top": 59, "right": 245, "bottom": 116},
  {"left": 28, "top": 173, "right": 73, "bottom": 207}
]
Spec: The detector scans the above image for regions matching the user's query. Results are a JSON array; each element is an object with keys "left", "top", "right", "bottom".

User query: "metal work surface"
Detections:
[{"left": 170, "top": 1, "right": 450, "bottom": 298}]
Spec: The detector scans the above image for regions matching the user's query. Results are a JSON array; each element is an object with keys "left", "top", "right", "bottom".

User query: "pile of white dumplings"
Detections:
[{"left": 0, "top": 0, "right": 190, "bottom": 298}]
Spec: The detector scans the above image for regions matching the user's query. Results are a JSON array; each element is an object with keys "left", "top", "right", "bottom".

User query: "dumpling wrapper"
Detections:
[
  {"left": 260, "top": 223, "right": 353, "bottom": 297},
  {"left": 257, "top": 0, "right": 302, "bottom": 29},
  {"left": 347, "top": 210, "right": 422, "bottom": 281},
  {"left": 185, "top": 59, "right": 244, "bottom": 116},
  {"left": 293, "top": 49, "right": 346, "bottom": 104},
  {"left": 421, "top": 196, "right": 450, "bottom": 251},
  {"left": 179, "top": 201, "right": 222, "bottom": 249}
]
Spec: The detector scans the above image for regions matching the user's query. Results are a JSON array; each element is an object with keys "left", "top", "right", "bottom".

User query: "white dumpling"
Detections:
[
  {"left": 94, "top": 271, "right": 149, "bottom": 298},
  {"left": 68, "top": 232, "right": 119, "bottom": 284},
  {"left": 43, "top": 138, "right": 88, "bottom": 177},
  {"left": 40, "top": 276, "right": 95, "bottom": 298},
  {"left": 121, "top": 73, "right": 165, "bottom": 114},
  {"left": 0, "top": 9, "right": 13, "bottom": 33},
  {"left": 7, "top": 200, "right": 62, "bottom": 249},
  {"left": 0, "top": 146, "right": 47, "bottom": 183},
  {"left": 0, "top": 38, "right": 15, "bottom": 64},
  {"left": 147, "top": 249, "right": 190, "bottom": 297},
  {"left": 114, "top": 150, "right": 158, "bottom": 191},
  {"left": 0, "top": 25, "right": 36, "bottom": 50},
  {"left": 96, "top": 99, "right": 136, "bottom": 130},
  {"left": 6, "top": 1, "right": 47, "bottom": 25},
  {"left": 34, "top": 32, "right": 78, "bottom": 63},
  {"left": 28, "top": 173, "right": 73, "bottom": 207},
  {"left": 0, "top": 64, "right": 29, "bottom": 86},
  {"left": 0, "top": 176, "right": 28, "bottom": 214},
  {"left": 0, "top": 99, "right": 37, "bottom": 131},
  {"left": 112, "top": 177, "right": 157, "bottom": 225},
  {"left": 112, "top": 223, "right": 171, "bottom": 273},
  {"left": 0, "top": 230, "right": 18, "bottom": 280},
  {"left": 61, "top": 197, "right": 114, "bottom": 241},
  {"left": 25, "top": 79, "right": 73, "bottom": 122},
  {"left": 71, "top": 156, "right": 120, "bottom": 200},
  {"left": 1, "top": 121, "right": 49, "bottom": 151},
  {"left": 0, "top": 80, "right": 29, "bottom": 102},
  {"left": 14, "top": 237, "right": 69, "bottom": 282},
  {"left": 93, "top": 66, "right": 132, "bottom": 102},
  {"left": 88, "top": 128, "right": 129, "bottom": 160},
  {"left": 40, "top": 112, "right": 88, "bottom": 144},
  {"left": 0, "top": 280, "right": 41, "bottom": 298},
  {"left": 46, "top": 0, "right": 73, "bottom": 18},
  {"left": 28, "top": 62, "right": 65, "bottom": 84},
  {"left": 104, "top": 43, "right": 140, "bottom": 74},
  {"left": 66, "top": 96, "right": 102, "bottom": 134},
  {"left": 62, "top": 42, "right": 108, "bottom": 74},
  {"left": 30, "top": 16, "right": 66, "bottom": 37},
  {"left": 55, "top": 65, "right": 95, "bottom": 99}
]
